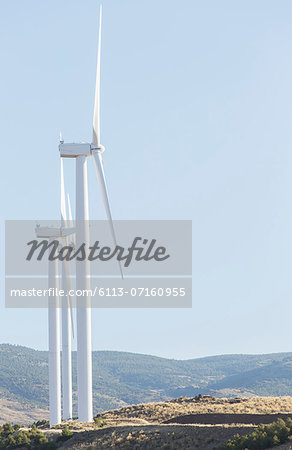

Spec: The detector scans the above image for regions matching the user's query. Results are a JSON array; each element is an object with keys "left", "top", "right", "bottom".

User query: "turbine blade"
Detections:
[
  {"left": 67, "top": 193, "right": 76, "bottom": 247},
  {"left": 92, "top": 5, "right": 102, "bottom": 147},
  {"left": 60, "top": 159, "right": 67, "bottom": 227},
  {"left": 62, "top": 251, "right": 75, "bottom": 339},
  {"left": 92, "top": 151, "right": 123, "bottom": 278},
  {"left": 67, "top": 193, "right": 74, "bottom": 227}
]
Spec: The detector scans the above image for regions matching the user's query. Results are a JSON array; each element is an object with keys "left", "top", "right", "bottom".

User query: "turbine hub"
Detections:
[{"left": 91, "top": 144, "right": 105, "bottom": 154}]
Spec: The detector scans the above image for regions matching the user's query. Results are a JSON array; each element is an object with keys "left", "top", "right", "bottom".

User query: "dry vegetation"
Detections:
[
  {"left": 59, "top": 424, "right": 256, "bottom": 449},
  {"left": 2, "top": 396, "right": 292, "bottom": 449},
  {"left": 98, "top": 395, "right": 292, "bottom": 426},
  {"left": 0, "top": 398, "right": 48, "bottom": 425},
  {"left": 53, "top": 396, "right": 292, "bottom": 449}
]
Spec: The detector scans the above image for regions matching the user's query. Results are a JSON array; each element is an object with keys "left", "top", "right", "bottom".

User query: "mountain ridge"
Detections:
[{"left": 1, "top": 343, "right": 292, "bottom": 422}]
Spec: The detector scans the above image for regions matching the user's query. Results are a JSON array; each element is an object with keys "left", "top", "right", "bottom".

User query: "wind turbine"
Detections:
[
  {"left": 36, "top": 163, "right": 75, "bottom": 427},
  {"left": 59, "top": 4, "right": 121, "bottom": 422}
]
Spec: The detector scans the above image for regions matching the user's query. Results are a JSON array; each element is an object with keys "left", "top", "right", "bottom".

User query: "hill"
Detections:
[
  {"left": 2, "top": 344, "right": 292, "bottom": 423},
  {"left": 4, "top": 397, "right": 292, "bottom": 449}
]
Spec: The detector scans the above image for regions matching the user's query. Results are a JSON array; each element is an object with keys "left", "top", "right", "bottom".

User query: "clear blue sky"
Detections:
[{"left": 1, "top": 0, "right": 292, "bottom": 359}]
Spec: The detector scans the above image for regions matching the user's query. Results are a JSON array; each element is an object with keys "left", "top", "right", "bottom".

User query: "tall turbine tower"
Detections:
[
  {"left": 35, "top": 228, "right": 74, "bottom": 426},
  {"left": 59, "top": 5, "right": 121, "bottom": 422},
  {"left": 60, "top": 159, "right": 74, "bottom": 420},
  {"left": 47, "top": 255, "right": 61, "bottom": 426}
]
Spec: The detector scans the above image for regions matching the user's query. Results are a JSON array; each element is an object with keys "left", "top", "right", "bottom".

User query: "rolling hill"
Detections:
[{"left": 1, "top": 344, "right": 292, "bottom": 423}]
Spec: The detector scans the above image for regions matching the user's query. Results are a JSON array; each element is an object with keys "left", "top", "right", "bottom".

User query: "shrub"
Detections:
[
  {"left": 0, "top": 422, "right": 56, "bottom": 449},
  {"left": 14, "top": 431, "right": 31, "bottom": 446},
  {"left": 2, "top": 422, "right": 14, "bottom": 436},
  {"left": 33, "top": 419, "right": 50, "bottom": 428},
  {"left": 94, "top": 416, "right": 107, "bottom": 427},
  {"left": 56, "top": 425, "right": 73, "bottom": 443},
  {"left": 219, "top": 418, "right": 292, "bottom": 450}
]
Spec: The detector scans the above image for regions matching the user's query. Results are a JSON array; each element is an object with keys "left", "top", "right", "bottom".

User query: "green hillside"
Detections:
[{"left": 1, "top": 344, "right": 292, "bottom": 416}]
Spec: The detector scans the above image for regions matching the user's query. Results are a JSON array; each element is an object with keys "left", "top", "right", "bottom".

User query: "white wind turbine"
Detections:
[
  {"left": 35, "top": 161, "right": 75, "bottom": 426},
  {"left": 59, "top": 4, "right": 121, "bottom": 422}
]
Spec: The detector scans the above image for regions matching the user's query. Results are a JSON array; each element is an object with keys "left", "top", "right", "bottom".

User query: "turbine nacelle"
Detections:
[
  {"left": 59, "top": 142, "right": 105, "bottom": 158},
  {"left": 59, "top": 143, "right": 91, "bottom": 158},
  {"left": 36, "top": 225, "right": 75, "bottom": 239}
]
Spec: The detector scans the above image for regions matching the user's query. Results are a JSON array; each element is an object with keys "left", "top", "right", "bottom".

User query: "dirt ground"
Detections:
[{"left": 164, "top": 412, "right": 292, "bottom": 425}]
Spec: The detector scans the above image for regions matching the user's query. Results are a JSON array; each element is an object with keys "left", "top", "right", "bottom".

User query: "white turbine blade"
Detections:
[
  {"left": 62, "top": 250, "right": 75, "bottom": 339},
  {"left": 67, "top": 193, "right": 76, "bottom": 247},
  {"left": 60, "top": 159, "right": 67, "bottom": 227},
  {"left": 67, "top": 193, "right": 73, "bottom": 227},
  {"left": 92, "top": 5, "right": 102, "bottom": 147},
  {"left": 92, "top": 151, "right": 123, "bottom": 278}
]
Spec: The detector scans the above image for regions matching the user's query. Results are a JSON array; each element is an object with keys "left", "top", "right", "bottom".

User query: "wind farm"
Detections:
[
  {"left": 2, "top": 0, "right": 292, "bottom": 449},
  {"left": 41, "top": 4, "right": 121, "bottom": 425}
]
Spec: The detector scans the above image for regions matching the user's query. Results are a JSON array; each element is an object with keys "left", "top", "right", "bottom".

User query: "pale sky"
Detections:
[{"left": 1, "top": 0, "right": 292, "bottom": 359}]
